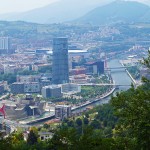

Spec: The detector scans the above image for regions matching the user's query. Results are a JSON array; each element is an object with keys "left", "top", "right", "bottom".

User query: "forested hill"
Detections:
[{"left": 75, "top": 1, "right": 150, "bottom": 25}]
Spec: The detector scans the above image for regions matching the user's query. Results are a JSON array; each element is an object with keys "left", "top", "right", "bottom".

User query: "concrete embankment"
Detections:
[
  {"left": 125, "top": 69, "right": 136, "bottom": 85},
  {"left": 19, "top": 114, "right": 55, "bottom": 125},
  {"left": 72, "top": 87, "right": 116, "bottom": 111},
  {"left": 20, "top": 87, "right": 116, "bottom": 125},
  {"left": 119, "top": 60, "right": 136, "bottom": 85}
]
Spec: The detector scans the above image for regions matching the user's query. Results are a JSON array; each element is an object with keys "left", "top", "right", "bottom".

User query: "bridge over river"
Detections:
[
  {"left": 79, "top": 83, "right": 131, "bottom": 87},
  {"left": 106, "top": 66, "right": 132, "bottom": 70},
  {"left": 1, "top": 59, "right": 135, "bottom": 126}
]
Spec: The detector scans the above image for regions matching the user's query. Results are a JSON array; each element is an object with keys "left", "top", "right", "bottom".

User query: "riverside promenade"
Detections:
[
  {"left": 19, "top": 87, "right": 116, "bottom": 125},
  {"left": 72, "top": 87, "right": 115, "bottom": 111}
]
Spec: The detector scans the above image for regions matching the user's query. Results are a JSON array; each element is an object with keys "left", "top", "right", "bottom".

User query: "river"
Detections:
[
  {"left": 108, "top": 59, "right": 132, "bottom": 90},
  {"left": 29, "top": 58, "right": 133, "bottom": 125},
  {"left": 72, "top": 58, "right": 133, "bottom": 113}
]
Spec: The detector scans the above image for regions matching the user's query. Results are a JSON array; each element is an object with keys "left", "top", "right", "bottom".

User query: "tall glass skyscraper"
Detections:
[{"left": 52, "top": 37, "right": 69, "bottom": 84}]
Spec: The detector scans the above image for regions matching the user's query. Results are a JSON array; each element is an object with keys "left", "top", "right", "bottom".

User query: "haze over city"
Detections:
[
  {"left": 0, "top": 0, "right": 149, "bottom": 14},
  {"left": 0, "top": 0, "right": 149, "bottom": 149},
  {"left": 0, "top": 0, "right": 58, "bottom": 14}
]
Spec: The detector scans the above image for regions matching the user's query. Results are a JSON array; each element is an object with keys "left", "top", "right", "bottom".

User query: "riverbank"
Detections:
[
  {"left": 18, "top": 59, "right": 133, "bottom": 125},
  {"left": 72, "top": 87, "right": 116, "bottom": 112},
  {"left": 119, "top": 60, "right": 137, "bottom": 85},
  {"left": 19, "top": 87, "right": 116, "bottom": 125}
]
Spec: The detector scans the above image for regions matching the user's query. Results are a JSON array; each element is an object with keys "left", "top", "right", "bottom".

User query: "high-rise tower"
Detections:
[
  {"left": 52, "top": 37, "right": 69, "bottom": 84},
  {"left": 0, "top": 37, "right": 10, "bottom": 54}
]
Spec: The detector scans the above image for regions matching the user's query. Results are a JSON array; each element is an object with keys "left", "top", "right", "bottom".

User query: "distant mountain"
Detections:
[
  {"left": 74, "top": 1, "right": 150, "bottom": 25},
  {"left": 133, "top": 0, "right": 150, "bottom": 6},
  {"left": 0, "top": 0, "right": 113, "bottom": 24}
]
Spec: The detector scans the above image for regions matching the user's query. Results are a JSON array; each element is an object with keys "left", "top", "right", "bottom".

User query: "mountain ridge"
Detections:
[
  {"left": 0, "top": 0, "right": 150, "bottom": 24},
  {"left": 0, "top": 0, "right": 113, "bottom": 24},
  {"left": 74, "top": 1, "right": 150, "bottom": 25}
]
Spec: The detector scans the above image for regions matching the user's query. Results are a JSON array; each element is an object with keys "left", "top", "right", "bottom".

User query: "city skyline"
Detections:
[{"left": 0, "top": 0, "right": 148, "bottom": 148}]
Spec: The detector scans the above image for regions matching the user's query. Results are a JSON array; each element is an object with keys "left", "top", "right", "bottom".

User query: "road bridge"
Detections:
[
  {"left": 79, "top": 83, "right": 131, "bottom": 87},
  {"left": 105, "top": 66, "right": 133, "bottom": 70}
]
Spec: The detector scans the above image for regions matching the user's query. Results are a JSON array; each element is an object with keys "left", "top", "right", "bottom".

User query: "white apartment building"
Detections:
[{"left": 0, "top": 37, "right": 9, "bottom": 50}]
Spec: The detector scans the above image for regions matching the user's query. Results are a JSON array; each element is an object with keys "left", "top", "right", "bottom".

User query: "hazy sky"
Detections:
[
  {"left": 0, "top": 0, "right": 58, "bottom": 14},
  {"left": 0, "top": 0, "right": 149, "bottom": 14}
]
